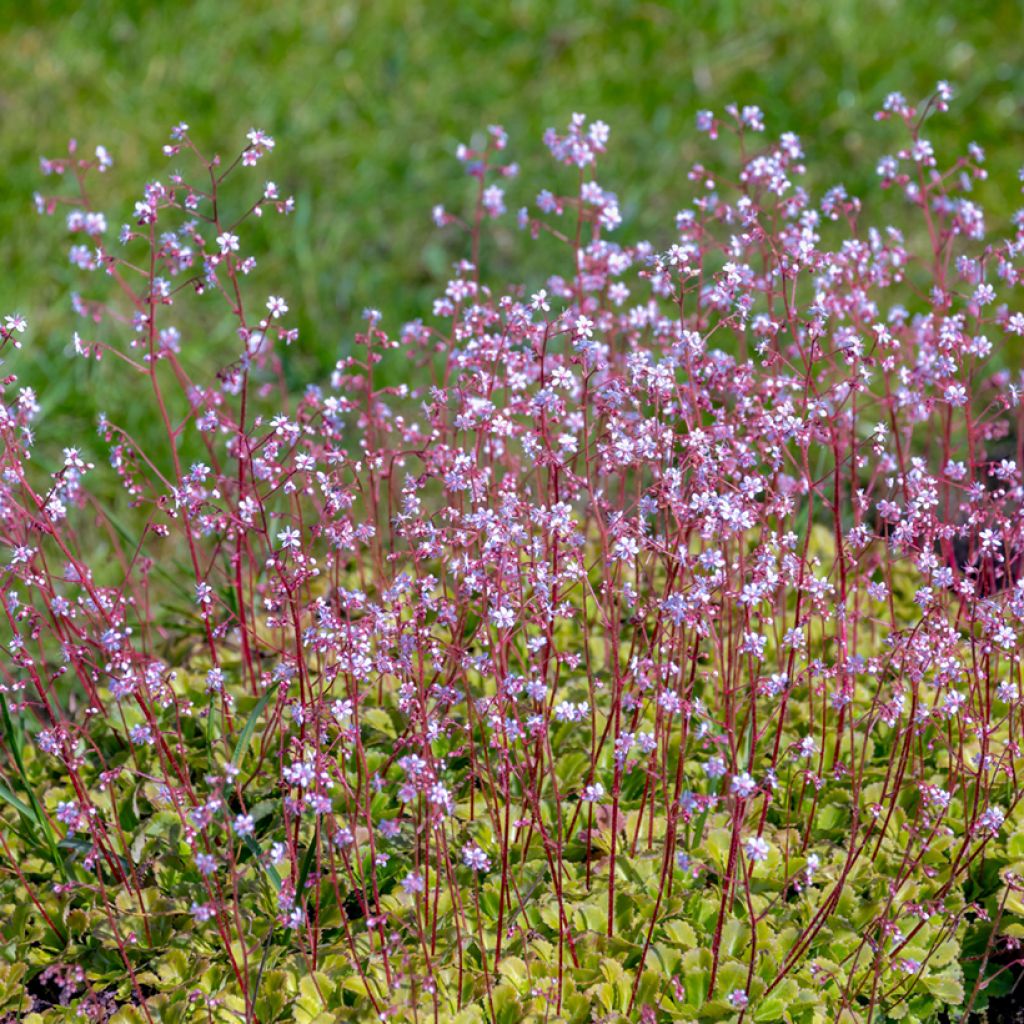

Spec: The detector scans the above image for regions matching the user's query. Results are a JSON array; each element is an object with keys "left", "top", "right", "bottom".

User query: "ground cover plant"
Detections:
[{"left": 2, "top": 84, "right": 1024, "bottom": 1023}]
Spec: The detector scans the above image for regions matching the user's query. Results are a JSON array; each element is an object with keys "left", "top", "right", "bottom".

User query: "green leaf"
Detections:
[
  {"left": 661, "top": 919, "right": 698, "bottom": 951},
  {"left": 0, "top": 696, "right": 65, "bottom": 879},
  {"left": 753, "top": 997, "right": 788, "bottom": 1022},
  {"left": 0, "top": 781, "right": 35, "bottom": 822},
  {"left": 243, "top": 835, "right": 283, "bottom": 892},
  {"left": 255, "top": 970, "right": 294, "bottom": 1020},
  {"left": 109, "top": 1009, "right": 146, "bottom": 1024},
  {"left": 360, "top": 708, "right": 396, "bottom": 738},
  {"left": 296, "top": 834, "right": 319, "bottom": 909},
  {"left": 922, "top": 973, "right": 964, "bottom": 1004},
  {"left": 721, "top": 919, "right": 750, "bottom": 958},
  {"left": 498, "top": 955, "right": 529, "bottom": 991},
  {"left": 232, "top": 681, "right": 281, "bottom": 768}
]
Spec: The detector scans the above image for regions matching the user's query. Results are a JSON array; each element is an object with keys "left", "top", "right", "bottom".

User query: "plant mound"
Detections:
[{"left": 3, "top": 87, "right": 1024, "bottom": 1023}]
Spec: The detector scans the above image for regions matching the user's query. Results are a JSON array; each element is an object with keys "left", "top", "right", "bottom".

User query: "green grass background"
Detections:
[{"left": 2, "top": 0, "right": 1023, "bottom": 461}]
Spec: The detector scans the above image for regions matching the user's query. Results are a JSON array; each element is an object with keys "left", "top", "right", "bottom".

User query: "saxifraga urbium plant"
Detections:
[{"left": 2, "top": 83, "right": 1024, "bottom": 1024}]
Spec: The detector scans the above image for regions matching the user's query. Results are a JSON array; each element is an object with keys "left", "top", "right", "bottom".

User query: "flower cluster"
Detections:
[{"left": 2, "top": 85, "right": 1024, "bottom": 1021}]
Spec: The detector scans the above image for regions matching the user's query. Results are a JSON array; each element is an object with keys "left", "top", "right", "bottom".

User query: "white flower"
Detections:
[
  {"left": 233, "top": 813, "right": 255, "bottom": 837},
  {"left": 462, "top": 844, "right": 490, "bottom": 871},
  {"left": 730, "top": 772, "right": 757, "bottom": 798},
  {"left": 744, "top": 836, "right": 771, "bottom": 862},
  {"left": 266, "top": 295, "right": 289, "bottom": 318},
  {"left": 489, "top": 605, "right": 516, "bottom": 630},
  {"left": 277, "top": 527, "right": 301, "bottom": 550}
]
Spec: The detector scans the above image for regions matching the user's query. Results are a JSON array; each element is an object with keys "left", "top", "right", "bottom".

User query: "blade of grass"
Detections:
[
  {"left": 0, "top": 696, "right": 67, "bottom": 880},
  {"left": 242, "top": 834, "right": 283, "bottom": 893},
  {"left": 232, "top": 681, "right": 280, "bottom": 769},
  {"left": 296, "top": 831, "right": 318, "bottom": 908},
  {"left": 0, "top": 780, "right": 34, "bottom": 821},
  {"left": 103, "top": 508, "right": 196, "bottom": 604}
]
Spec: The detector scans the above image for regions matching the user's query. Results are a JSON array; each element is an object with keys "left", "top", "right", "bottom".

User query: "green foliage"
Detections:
[{"left": 0, "top": 555, "right": 1019, "bottom": 1020}]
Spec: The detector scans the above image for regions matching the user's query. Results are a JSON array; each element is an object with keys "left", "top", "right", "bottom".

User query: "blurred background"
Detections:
[{"left": 2, "top": 0, "right": 1023, "bottom": 467}]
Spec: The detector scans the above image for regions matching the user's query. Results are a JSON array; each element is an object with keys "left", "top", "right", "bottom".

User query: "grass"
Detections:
[{"left": 3, "top": 0, "right": 1024, "bottom": 464}]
